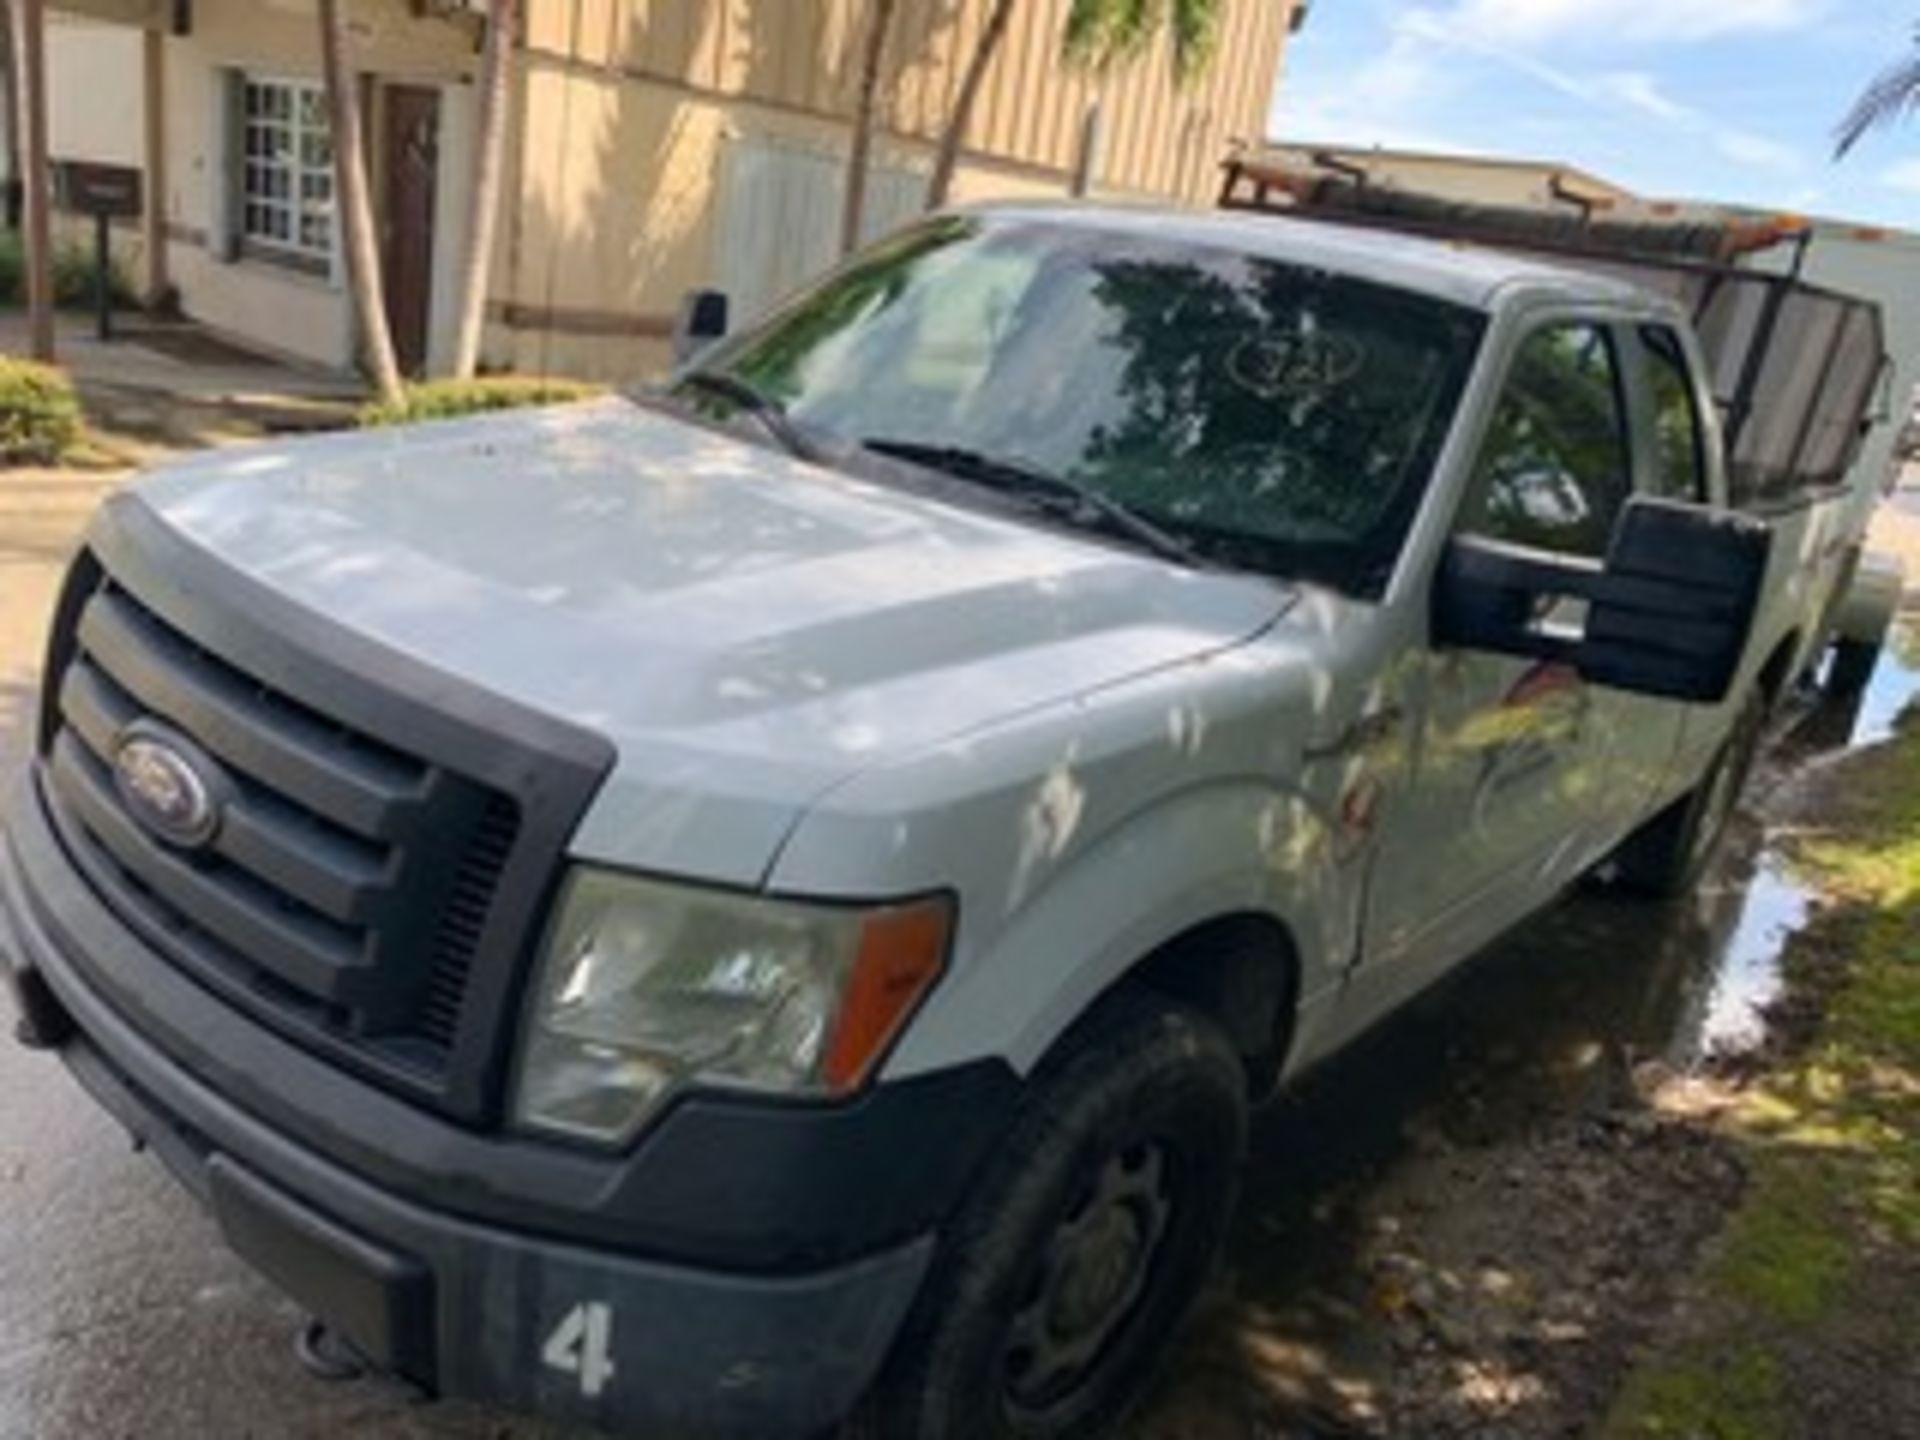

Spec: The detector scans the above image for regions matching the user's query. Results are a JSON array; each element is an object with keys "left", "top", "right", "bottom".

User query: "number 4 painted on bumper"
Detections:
[{"left": 543, "top": 1302, "right": 616, "bottom": 1398}]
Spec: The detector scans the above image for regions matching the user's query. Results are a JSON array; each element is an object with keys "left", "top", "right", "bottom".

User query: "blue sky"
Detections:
[{"left": 1269, "top": 1, "right": 1920, "bottom": 229}]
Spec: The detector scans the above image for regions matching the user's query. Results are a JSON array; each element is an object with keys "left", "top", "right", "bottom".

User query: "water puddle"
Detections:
[
  {"left": 1682, "top": 855, "right": 1809, "bottom": 1061},
  {"left": 1674, "top": 622, "right": 1919, "bottom": 1063}
]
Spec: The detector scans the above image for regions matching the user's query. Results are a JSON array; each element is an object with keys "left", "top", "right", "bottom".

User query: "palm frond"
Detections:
[
  {"left": 1063, "top": 0, "right": 1223, "bottom": 83},
  {"left": 1169, "top": 0, "right": 1223, "bottom": 83},
  {"left": 1835, "top": 25, "right": 1920, "bottom": 158},
  {"left": 1068, "top": 0, "right": 1158, "bottom": 71},
  {"left": 1062, "top": 0, "right": 1109, "bottom": 67}
]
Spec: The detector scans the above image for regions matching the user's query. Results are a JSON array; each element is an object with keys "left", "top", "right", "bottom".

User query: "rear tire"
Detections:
[
  {"left": 1613, "top": 689, "right": 1765, "bottom": 899},
  {"left": 1826, "top": 636, "right": 1880, "bottom": 698},
  {"left": 855, "top": 993, "right": 1248, "bottom": 1440}
]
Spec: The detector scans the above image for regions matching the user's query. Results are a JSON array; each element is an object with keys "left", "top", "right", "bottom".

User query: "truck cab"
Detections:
[{"left": 4, "top": 205, "right": 1790, "bottom": 1439}]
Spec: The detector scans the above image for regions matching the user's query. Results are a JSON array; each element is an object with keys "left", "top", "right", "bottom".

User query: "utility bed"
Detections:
[{"left": 1219, "top": 158, "right": 1889, "bottom": 515}]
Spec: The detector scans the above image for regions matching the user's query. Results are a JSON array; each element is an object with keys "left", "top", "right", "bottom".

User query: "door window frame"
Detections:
[
  {"left": 1445, "top": 310, "right": 1640, "bottom": 561},
  {"left": 1624, "top": 322, "right": 1712, "bottom": 506}
]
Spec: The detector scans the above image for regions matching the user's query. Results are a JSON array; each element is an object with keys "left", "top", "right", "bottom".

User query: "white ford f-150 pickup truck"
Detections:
[{"left": 5, "top": 205, "right": 1870, "bottom": 1439}]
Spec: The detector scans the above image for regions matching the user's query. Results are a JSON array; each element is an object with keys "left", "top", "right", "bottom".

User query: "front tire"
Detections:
[
  {"left": 857, "top": 993, "right": 1248, "bottom": 1440},
  {"left": 1613, "top": 688, "right": 1765, "bottom": 898}
]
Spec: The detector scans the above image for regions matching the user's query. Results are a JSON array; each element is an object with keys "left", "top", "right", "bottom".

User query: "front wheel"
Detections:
[
  {"left": 1613, "top": 689, "right": 1765, "bottom": 899},
  {"left": 856, "top": 993, "right": 1248, "bottom": 1440}
]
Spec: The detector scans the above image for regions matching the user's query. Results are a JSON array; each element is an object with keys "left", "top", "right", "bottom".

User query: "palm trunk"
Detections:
[
  {"left": 317, "top": 0, "right": 403, "bottom": 406},
  {"left": 840, "top": 0, "right": 899, "bottom": 255},
  {"left": 450, "top": 0, "right": 516, "bottom": 378},
  {"left": 0, "top": 0, "right": 21, "bottom": 230},
  {"left": 927, "top": 0, "right": 1018, "bottom": 210},
  {"left": 15, "top": 0, "right": 51, "bottom": 359}
]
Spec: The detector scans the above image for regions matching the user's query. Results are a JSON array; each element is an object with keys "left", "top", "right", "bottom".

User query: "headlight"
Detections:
[{"left": 512, "top": 869, "right": 951, "bottom": 1146}]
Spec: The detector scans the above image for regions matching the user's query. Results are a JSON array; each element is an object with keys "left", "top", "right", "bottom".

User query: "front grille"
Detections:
[{"left": 36, "top": 510, "right": 612, "bottom": 1123}]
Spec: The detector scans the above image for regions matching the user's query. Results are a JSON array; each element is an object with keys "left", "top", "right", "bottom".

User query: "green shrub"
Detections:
[
  {"left": 0, "top": 359, "right": 84, "bottom": 465},
  {"left": 0, "top": 233, "right": 22, "bottom": 307},
  {"left": 358, "top": 376, "right": 605, "bottom": 428},
  {"left": 51, "top": 239, "right": 137, "bottom": 310},
  {"left": 0, "top": 229, "right": 139, "bottom": 310}
]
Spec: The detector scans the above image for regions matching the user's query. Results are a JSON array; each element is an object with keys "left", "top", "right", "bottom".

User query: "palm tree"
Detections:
[
  {"left": 927, "top": 0, "right": 1224, "bottom": 210},
  {"left": 451, "top": 0, "right": 517, "bottom": 378},
  {"left": 1836, "top": 21, "right": 1920, "bottom": 157},
  {"left": 842, "top": 0, "right": 902, "bottom": 255},
  {"left": 0, "top": 0, "right": 20, "bottom": 230},
  {"left": 1062, "top": 0, "right": 1223, "bottom": 82},
  {"left": 317, "top": 0, "right": 404, "bottom": 406},
  {"left": 926, "top": 0, "right": 1018, "bottom": 210}
]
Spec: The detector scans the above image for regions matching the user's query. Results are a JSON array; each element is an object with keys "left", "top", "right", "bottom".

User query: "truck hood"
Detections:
[{"left": 133, "top": 400, "right": 1291, "bottom": 884}]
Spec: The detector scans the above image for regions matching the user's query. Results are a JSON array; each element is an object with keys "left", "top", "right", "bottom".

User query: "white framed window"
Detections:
[{"left": 239, "top": 77, "right": 334, "bottom": 264}]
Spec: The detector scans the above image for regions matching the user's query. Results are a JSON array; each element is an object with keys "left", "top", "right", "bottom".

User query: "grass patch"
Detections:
[
  {"left": 357, "top": 376, "right": 603, "bottom": 428},
  {"left": 1608, "top": 1348, "right": 1785, "bottom": 1440},
  {"left": 1711, "top": 1164, "right": 1851, "bottom": 1323},
  {"left": 1604, "top": 706, "right": 1920, "bottom": 1437},
  {"left": 0, "top": 358, "right": 85, "bottom": 465}
]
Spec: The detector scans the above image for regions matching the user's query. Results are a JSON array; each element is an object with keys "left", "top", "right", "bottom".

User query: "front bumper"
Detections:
[{"left": 0, "top": 772, "right": 1012, "bottom": 1438}]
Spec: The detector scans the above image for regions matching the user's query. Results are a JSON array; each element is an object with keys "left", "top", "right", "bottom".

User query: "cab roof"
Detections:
[{"left": 969, "top": 201, "right": 1662, "bottom": 315}]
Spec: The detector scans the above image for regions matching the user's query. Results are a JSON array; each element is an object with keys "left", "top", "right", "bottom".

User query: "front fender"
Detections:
[{"left": 881, "top": 778, "right": 1357, "bottom": 1082}]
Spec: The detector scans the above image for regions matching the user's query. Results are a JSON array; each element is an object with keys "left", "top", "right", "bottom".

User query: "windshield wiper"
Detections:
[
  {"left": 859, "top": 438, "right": 1202, "bottom": 567},
  {"left": 675, "top": 370, "right": 819, "bottom": 461}
]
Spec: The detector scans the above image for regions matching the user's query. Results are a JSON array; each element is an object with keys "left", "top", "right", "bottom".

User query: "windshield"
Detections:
[{"left": 693, "top": 215, "right": 1486, "bottom": 595}]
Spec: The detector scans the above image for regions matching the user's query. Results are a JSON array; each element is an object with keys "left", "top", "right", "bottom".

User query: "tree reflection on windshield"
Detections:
[{"left": 710, "top": 216, "right": 1486, "bottom": 595}]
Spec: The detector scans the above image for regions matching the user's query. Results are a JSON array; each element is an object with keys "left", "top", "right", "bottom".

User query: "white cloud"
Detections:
[
  {"left": 1596, "top": 72, "right": 1690, "bottom": 124},
  {"left": 1444, "top": 0, "right": 1824, "bottom": 45},
  {"left": 1270, "top": 1, "right": 1813, "bottom": 191},
  {"left": 1713, "top": 131, "right": 1803, "bottom": 172},
  {"left": 1883, "top": 160, "right": 1920, "bottom": 195},
  {"left": 1346, "top": 11, "right": 1811, "bottom": 181},
  {"left": 1271, "top": 22, "right": 1467, "bottom": 147}
]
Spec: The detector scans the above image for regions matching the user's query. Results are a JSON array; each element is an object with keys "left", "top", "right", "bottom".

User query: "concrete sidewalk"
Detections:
[{"left": 0, "top": 311, "right": 365, "bottom": 448}]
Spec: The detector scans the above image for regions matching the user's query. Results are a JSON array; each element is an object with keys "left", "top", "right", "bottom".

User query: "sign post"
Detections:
[{"left": 53, "top": 161, "right": 143, "bottom": 342}]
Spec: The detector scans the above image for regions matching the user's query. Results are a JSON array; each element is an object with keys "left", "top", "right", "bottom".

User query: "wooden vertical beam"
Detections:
[
  {"left": 16, "top": 0, "right": 52, "bottom": 360},
  {"left": 141, "top": 24, "right": 167, "bottom": 306}
]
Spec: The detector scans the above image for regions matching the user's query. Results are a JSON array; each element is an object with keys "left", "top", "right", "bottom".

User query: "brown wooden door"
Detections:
[{"left": 381, "top": 85, "right": 439, "bottom": 377}]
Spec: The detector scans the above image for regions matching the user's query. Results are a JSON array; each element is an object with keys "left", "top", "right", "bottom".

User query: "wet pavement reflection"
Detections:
[{"left": 1133, "top": 623, "right": 1920, "bottom": 1437}]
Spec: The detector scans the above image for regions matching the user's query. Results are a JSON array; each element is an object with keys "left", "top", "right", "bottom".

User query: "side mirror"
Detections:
[
  {"left": 673, "top": 288, "right": 730, "bottom": 366},
  {"left": 1433, "top": 498, "right": 1773, "bottom": 704}
]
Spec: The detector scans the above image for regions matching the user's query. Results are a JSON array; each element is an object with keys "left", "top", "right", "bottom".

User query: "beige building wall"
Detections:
[
  {"left": 46, "top": 14, "right": 142, "bottom": 168},
  {"left": 500, "top": 0, "right": 1297, "bottom": 380},
  {"left": 42, "top": 13, "right": 147, "bottom": 273},
  {"left": 44, "top": 0, "right": 476, "bottom": 371},
  {"left": 516, "top": 0, "right": 1290, "bottom": 206},
  {"left": 42, "top": 0, "right": 1297, "bottom": 382},
  {"left": 156, "top": 1, "right": 476, "bottom": 371}
]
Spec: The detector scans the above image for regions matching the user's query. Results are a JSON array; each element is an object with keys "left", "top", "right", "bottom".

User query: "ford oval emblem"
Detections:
[{"left": 112, "top": 722, "right": 227, "bottom": 850}]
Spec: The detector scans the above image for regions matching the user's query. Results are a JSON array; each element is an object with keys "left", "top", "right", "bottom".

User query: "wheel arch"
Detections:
[
  {"left": 1121, "top": 910, "right": 1302, "bottom": 1098},
  {"left": 878, "top": 780, "right": 1351, "bottom": 1091}
]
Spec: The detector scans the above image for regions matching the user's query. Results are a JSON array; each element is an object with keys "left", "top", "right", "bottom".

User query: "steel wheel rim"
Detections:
[{"left": 1002, "top": 1139, "right": 1175, "bottom": 1416}]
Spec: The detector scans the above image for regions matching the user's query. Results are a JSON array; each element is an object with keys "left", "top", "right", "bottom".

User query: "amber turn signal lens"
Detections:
[{"left": 820, "top": 898, "right": 953, "bottom": 1093}]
